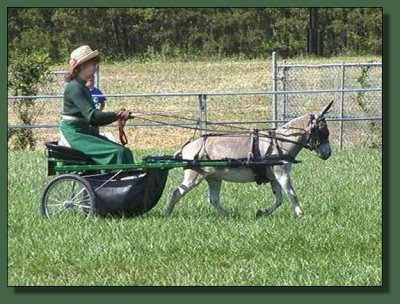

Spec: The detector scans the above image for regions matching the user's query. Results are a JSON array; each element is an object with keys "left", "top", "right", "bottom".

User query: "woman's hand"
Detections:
[{"left": 116, "top": 108, "right": 131, "bottom": 120}]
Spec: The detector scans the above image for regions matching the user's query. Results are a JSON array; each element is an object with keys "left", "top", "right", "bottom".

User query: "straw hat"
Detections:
[{"left": 69, "top": 45, "right": 99, "bottom": 70}]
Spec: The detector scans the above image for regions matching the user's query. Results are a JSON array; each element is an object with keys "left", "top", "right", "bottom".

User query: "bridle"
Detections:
[{"left": 304, "top": 114, "right": 330, "bottom": 151}]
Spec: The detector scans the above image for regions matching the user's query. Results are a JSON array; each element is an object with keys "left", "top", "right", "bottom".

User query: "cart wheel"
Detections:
[{"left": 39, "top": 174, "right": 96, "bottom": 218}]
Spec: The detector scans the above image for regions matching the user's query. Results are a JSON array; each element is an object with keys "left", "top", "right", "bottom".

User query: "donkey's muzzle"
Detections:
[{"left": 316, "top": 141, "right": 331, "bottom": 160}]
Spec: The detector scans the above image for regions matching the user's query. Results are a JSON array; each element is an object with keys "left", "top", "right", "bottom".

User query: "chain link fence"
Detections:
[
  {"left": 8, "top": 54, "right": 382, "bottom": 150},
  {"left": 274, "top": 56, "right": 382, "bottom": 149}
]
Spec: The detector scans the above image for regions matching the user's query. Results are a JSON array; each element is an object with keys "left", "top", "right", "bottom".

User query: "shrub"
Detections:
[{"left": 8, "top": 51, "right": 51, "bottom": 150}]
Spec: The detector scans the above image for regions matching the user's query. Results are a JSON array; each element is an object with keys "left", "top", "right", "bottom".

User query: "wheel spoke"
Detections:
[
  {"left": 50, "top": 207, "right": 67, "bottom": 216},
  {"left": 73, "top": 197, "right": 91, "bottom": 206},
  {"left": 74, "top": 194, "right": 90, "bottom": 204},
  {"left": 48, "top": 197, "right": 65, "bottom": 204},
  {"left": 69, "top": 180, "right": 77, "bottom": 199},
  {"left": 47, "top": 203, "right": 65, "bottom": 207},
  {"left": 69, "top": 188, "right": 87, "bottom": 202},
  {"left": 77, "top": 204, "right": 91, "bottom": 210},
  {"left": 52, "top": 186, "right": 65, "bottom": 201}
]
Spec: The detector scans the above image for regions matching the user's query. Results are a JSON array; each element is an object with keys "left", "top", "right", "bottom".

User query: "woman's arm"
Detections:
[{"left": 68, "top": 84, "right": 117, "bottom": 126}]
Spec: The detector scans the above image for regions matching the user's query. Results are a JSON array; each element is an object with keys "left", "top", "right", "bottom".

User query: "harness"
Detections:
[
  {"left": 138, "top": 114, "right": 329, "bottom": 186},
  {"left": 249, "top": 129, "right": 272, "bottom": 185}
]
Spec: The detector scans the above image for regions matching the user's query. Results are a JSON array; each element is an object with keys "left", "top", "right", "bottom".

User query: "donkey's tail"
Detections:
[{"left": 173, "top": 149, "right": 182, "bottom": 159}]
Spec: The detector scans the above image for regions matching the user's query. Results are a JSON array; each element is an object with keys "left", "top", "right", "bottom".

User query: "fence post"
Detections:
[
  {"left": 282, "top": 60, "right": 288, "bottom": 123},
  {"left": 271, "top": 51, "right": 278, "bottom": 129},
  {"left": 339, "top": 62, "right": 345, "bottom": 151},
  {"left": 198, "top": 94, "right": 207, "bottom": 135},
  {"left": 203, "top": 94, "right": 208, "bottom": 133}
]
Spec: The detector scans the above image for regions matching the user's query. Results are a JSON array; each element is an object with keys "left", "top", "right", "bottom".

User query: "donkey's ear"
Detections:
[{"left": 320, "top": 100, "right": 334, "bottom": 117}]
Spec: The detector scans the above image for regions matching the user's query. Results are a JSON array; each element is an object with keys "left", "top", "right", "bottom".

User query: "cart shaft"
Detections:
[{"left": 53, "top": 158, "right": 299, "bottom": 173}]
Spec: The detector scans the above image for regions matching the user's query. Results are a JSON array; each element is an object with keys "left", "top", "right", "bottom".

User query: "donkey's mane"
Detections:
[{"left": 278, "top": 114, "right": 311, "bottom": 135}]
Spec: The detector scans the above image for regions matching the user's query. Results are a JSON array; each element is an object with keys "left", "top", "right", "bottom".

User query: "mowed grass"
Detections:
[{"left": 8, "top": 147, "right": 382, "bottom": 286}]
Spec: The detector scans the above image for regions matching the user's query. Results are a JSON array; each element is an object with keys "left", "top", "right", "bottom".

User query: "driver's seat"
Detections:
[{"left": 45, "top": 141, "right": 94, "bottom": 175}]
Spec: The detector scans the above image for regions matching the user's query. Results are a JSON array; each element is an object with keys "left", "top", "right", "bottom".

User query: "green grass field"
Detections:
[{"left": 8, "top": 147, "right": 382, "bottom": 286}]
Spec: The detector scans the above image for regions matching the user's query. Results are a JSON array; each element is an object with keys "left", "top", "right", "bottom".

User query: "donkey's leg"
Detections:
[
  {"left": 163, "top": 169, "right": 208, "bottom": 217},
  {"left": 206, "top": 178, "right": 229, "bottom": 218},
  {"left": 256, "top": 180, "right": 282, "bottom": 218},
  {"left": 275, "top": 165, "right": 303, "bottom": 217}
]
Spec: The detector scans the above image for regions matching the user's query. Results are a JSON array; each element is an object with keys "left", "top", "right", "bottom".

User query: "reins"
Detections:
[
  {"left": 117, "top": 117, "right": 128, "bottom": 145},
  {"left": 119, "top": 111, "right": 318, "bottom": 151}
]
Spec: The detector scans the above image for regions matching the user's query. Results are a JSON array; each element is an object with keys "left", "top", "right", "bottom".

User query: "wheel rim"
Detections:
[{"left": 43, "top": 178, "right": 93, "bottom": 218}]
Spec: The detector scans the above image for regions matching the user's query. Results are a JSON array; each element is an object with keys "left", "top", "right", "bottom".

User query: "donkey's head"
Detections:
[{"left": 306, "top": 100, "right": 334, "bottom": 160}]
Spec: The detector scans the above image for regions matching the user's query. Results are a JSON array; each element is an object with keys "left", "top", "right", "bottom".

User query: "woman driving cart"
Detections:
[{"left": 60, "top": 45, "right": 134, "bottom": 165}]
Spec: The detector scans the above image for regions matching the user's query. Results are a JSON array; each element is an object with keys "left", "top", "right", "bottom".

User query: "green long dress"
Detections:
[{"left": 59, "top": 76, "right": 134, "bottom": 165}]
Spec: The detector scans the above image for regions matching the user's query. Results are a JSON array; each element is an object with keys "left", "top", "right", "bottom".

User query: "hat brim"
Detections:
[{"left": 76, "top": 50, "right": 99, "bottom": 67}]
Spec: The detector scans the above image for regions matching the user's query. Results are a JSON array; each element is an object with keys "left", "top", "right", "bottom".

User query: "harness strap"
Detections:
[
  {"left": 250, "top": 129, "right": 269, "bottom": 185},
  {"left": 267, "top": 130, "right": 277, "bottom": 154},
  {"left": 269, "top": 129, "right": 315, "bottom": 151},
  {"left": 117, "top": 117, "right": 128, "bottom": 146},
  {"left": 251, "top": 129, "right": 261, "bottom": 159}
]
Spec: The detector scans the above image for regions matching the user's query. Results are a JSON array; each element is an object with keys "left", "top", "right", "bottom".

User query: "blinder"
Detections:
[
  {"left": 306, "top": 115, "right": 330, "bottom": 150},
  {"left": 317, "top": 125, "right": 329, "bottom": 141}
]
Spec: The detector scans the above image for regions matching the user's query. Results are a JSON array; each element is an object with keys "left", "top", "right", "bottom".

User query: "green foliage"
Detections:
[
  {"left": 8, "top": 8, "right": 382, "bottom": 63},
  {"left": 8, "top": 51, "right": 51, "bottom": 150},
  {"left": 351, "top": 65, "right": 381, "bottom": 148},
  {"left": 319, "top": 8, "right": 382, "bottom": 56}
]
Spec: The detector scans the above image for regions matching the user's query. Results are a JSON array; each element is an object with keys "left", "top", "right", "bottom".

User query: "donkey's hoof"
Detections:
[
  {"left": 256, "top": 209, "right": 272, "bottom": 219},
  {"left": 219, "top": 211, "right": 230, "bottom": 219},
  {"left": 294, "top": 206, "right": 304, "bottom": 218},
  {"left": 256, "top": 209, "right": 265, "bottom": 219},
  {"left": 162, "top": 211, "right": 172, "bottom": 218}
]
